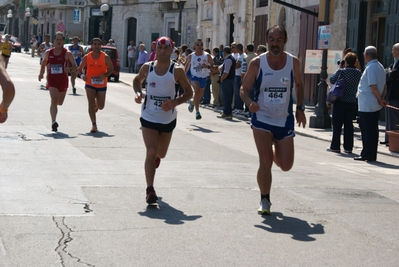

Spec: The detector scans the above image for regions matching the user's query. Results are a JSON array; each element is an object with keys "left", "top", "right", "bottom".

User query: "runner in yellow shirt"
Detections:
[{"left": 0, "top": 34, "right": 13, "bottom": 69}]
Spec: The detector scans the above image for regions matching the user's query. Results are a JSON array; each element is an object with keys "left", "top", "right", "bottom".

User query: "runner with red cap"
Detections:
[{"left": 133, "top": 36, "right": 193, "bottom": 205}]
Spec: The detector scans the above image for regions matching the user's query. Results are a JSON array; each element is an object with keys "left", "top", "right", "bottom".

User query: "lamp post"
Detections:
[
  {"left": 174, "top": 0, "right": 187, "bottom": 46},
  {"left": 100, "top": 0, "right": 109, "bottom": 44},
  {"left": 309, "top": 0, "right": 332, "bottom": 128},
  {"left": 24, "top": 7, "right": 31, "bottom": 53},
  {"left": 7, "top": 10, "right": 12, "bottom": 35}
]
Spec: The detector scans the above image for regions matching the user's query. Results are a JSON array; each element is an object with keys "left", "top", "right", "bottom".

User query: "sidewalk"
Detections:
[{"left": 117, "top": 68, "right": 399, "bottom": 158}]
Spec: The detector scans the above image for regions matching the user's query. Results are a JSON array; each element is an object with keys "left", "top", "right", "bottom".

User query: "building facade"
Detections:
[
  {"left": 3, "top": 0, "right": 399, "bottom": 104},
  {"left": 28, "top": 0, "right": 198, "bottom": 68}
]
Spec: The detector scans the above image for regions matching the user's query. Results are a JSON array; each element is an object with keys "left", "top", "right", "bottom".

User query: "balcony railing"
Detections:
[{"left": 32, "top": 0, "right": 85, "bottom": 7}]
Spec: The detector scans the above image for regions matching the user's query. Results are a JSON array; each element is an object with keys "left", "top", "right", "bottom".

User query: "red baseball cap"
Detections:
[{"left": 155, "top": 36, "right": 174, "bottom": 49}]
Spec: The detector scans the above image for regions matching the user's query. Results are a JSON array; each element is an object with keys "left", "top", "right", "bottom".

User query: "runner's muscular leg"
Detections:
[
  {"left": 57, "top": 91, "right": 67, "bottom": 105},
  {"left": 191, "top": 81, "right": 201, "bottom": 110},
  {"left": 157, "top": 132, "right": 173, "bottom": 159},
  {"left": 85, "top": 88, "right": 97, "bottom": 123},
  {"left": 71, "top": 71, "right": 77, "bottom": 88},
  {"left": 274, "top": 136, "right": 294, "bottom": 171},
  {"left": 96, "top": 91, "right": 106, "bottom": 110},
  {"left": 252, "top": 128, "right": 274, "bottom": 195},
  {"left": 49, "top": 87, "right": 59, "bottom": 121},
  {"left": 142, "top": 127, "right": 160, "bottom": 186}
]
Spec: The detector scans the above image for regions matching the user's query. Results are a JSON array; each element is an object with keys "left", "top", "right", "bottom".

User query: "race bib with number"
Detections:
[
  {"left": 91, "top": 77, "right": 104, "bottom": 85},
  {"left": 148, "top": 95, "right": 171, "bottom": 111},
  {"left": 263, "top": 87, "right": 288, "bottom": 105},
  {"left": 193, "top": 62, "right": 205, "bottom": 73},
  {"left": 50, "top": 64, "right": 63, "bottom": 74}
]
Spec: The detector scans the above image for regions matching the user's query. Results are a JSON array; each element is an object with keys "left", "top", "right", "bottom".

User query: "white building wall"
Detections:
[
  {"left": 270, "top": 0, "right": 349, "bottom": 56},
  {"left": 197, "top": 0, "right": 253, "bottom": 50}
]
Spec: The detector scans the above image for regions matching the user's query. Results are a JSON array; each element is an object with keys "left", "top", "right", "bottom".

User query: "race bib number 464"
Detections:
[{"left": 263, "top": 87, "right": 288, "bottom": 104}]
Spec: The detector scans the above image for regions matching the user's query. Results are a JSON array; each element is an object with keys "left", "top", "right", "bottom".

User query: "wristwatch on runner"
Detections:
[{"left": 296, "top": 104, "right": 305, "bottom": 111}]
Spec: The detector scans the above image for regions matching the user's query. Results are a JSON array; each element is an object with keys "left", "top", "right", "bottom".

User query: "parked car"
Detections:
[
  {"left": 1, "top": 35, "right": 21, "bottom": 52},
  {"left": 84, "top": 45, "right": 120, "bottom": 82},
  {"left": 10, "top": 36, "right": 21, "bottom": 52}
]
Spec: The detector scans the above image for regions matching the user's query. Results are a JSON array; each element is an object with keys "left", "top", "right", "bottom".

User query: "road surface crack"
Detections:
[{"left": 53, "top": 216, "right": 95, "bottom": 266}]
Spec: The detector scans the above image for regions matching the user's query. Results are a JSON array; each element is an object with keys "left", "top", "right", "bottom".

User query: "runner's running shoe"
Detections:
[
  {"left": 146, "top": 186, "right": 158, "bottom": 204},
  {"left": 52, "top": 122, "right": 58, "bottom": 132},
  {"left": 188, "top": 101, "right": 194, "bottom": 113},
  {"left": 258, "top": 198, "right": 271, "bottom": 215}
]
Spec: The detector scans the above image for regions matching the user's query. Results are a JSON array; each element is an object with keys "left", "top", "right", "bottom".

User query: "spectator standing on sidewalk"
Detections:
[
  {"left": 232, "top": 43, "right": 246, "bottom": 114},
  {"left": 211, "top": 47, "right": 224, "bottom": 108},
  {"left": 355, "top": 46, "right": 387, "bottom": 162},
  {"left": 240, "top": 25, "right": 306, "bottom": 215},
  {"left": 127, "top": 41, "right": 137, "bottom": 73},
  {"left": 0, "top": 56, "right": 15, "bottom": 123},
  {"left": 132, "top": 36, "right": 193, "bottom": 205},
  {"left": 30, "top": 35, "right": 37, "bottom": 58},
  {"left": 137, "top": 44, "right": 149, "bottom": 72},
  {"left": 148, "top": 41, "right": 157, "bottom": 62},
  {"left": 381, "top": 43, "right": 399, "bottom": 146},
  {"left": 217, "top": 46, "right": 236, "bottom": 120},
  {"left": 327, "top": 52, "right": 362, "bottom": 153},
  {"left": 106, "top": 39, "right": 116, "bottom": 47}
]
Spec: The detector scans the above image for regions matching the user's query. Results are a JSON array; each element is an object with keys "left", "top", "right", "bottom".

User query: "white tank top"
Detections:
[
  {"left": 255, "top": 52, "right": 294, "bottom": 127},
  {"left": 189, "top": 52, "right": 210, "bottom": 78},
  {"left": 42, "top": 42, "right": 53, "bottom": 59},
  {"left": 141, "top": 61, "right": 178, "bottom": 124}
]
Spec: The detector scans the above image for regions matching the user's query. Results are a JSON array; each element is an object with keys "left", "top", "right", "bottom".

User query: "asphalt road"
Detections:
[{"left": 1, "top": 52, "right": 398, "bottom": 267}]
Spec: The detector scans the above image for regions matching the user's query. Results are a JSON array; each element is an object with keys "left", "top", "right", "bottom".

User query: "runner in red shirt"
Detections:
[{"left": 38, "top": 31, "right": 77, "bottom": 132}]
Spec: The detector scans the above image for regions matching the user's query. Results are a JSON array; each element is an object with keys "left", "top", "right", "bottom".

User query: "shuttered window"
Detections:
[{"left": 259, "top": 0, "right": 268, "bottom": 7}]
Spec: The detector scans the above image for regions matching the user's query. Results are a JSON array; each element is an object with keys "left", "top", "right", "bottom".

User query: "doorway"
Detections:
[{"left": 371, "top": 17, "right": 386, "bottom": 63}]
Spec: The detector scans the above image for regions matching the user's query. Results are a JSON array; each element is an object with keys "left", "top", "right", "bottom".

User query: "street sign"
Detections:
[
  {"left": 56, "top": 22, "right": 66, "bottom": 32},
  {"left": 33, "top": 19, "right": 38, "bottom": 25},
  {"left": 73, "top": 9, "right": 81, "bottom": 24},
  {"left": 318, "top": 25, "right": 331, "bottom": 49},
  {"left": 304, "top": 49, "right": 342, "bottom": 75}
]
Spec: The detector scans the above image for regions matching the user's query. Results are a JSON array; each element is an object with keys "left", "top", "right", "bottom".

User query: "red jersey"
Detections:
[{"left": 46, "top": 48, "right": 69, "bottom": 91}]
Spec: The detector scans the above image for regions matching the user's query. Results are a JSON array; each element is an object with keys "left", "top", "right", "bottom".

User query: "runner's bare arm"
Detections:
[
  {"left": 240, "top": 57, "right": 260, "bottom": 113},
  {"left": 38, "top": 50, "right": 50, "bottom": 81},
  {"left": 0, "top": 56, "right": 15, "bottom": 117},
  {"left": 78, "top": 55, "right": 87, "bottom": 74},
  {"left": 293, "top": 56, "right": 306, "bottom": 128},
  {"left": 133, "top": 63, "right": 150, "bottom": 104},
  {"left": 101, "top": 55, "right": 114, "bottom": 80},
  {"left": 184, "top": 54, "right": 192, "bottom": 74}
]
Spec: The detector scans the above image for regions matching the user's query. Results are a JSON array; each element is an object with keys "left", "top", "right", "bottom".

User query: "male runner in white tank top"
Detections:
[
  {"left": 184, "top": 39, "right": 214, "bottom": 120},
  {"left": 240, "top": 25, "right": 306, "bottom": 215},
  {"left": 133, "top": 36, "right": 193, "bottom": 205}
]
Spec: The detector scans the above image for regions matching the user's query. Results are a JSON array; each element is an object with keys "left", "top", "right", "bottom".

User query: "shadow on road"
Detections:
[
  {"left": 189, "top": 124, "right": 221, "bottom": 133},
  {"left": 254, "top": 212, "right": 324, "bottom": 242},
  {"left": 138, "top": 197, "right": 202, "bottom": 225},
  {"left": 41, "top": 132, "right": 77, "bottom": 139},
  {"left": 80, "top": 131, "right": 115, "bottom": 138}
]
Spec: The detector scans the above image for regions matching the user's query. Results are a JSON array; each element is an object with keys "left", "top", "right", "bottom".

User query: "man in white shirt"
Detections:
[{"left": 127, "top": 41, "right": 137, "bottom": 73}]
